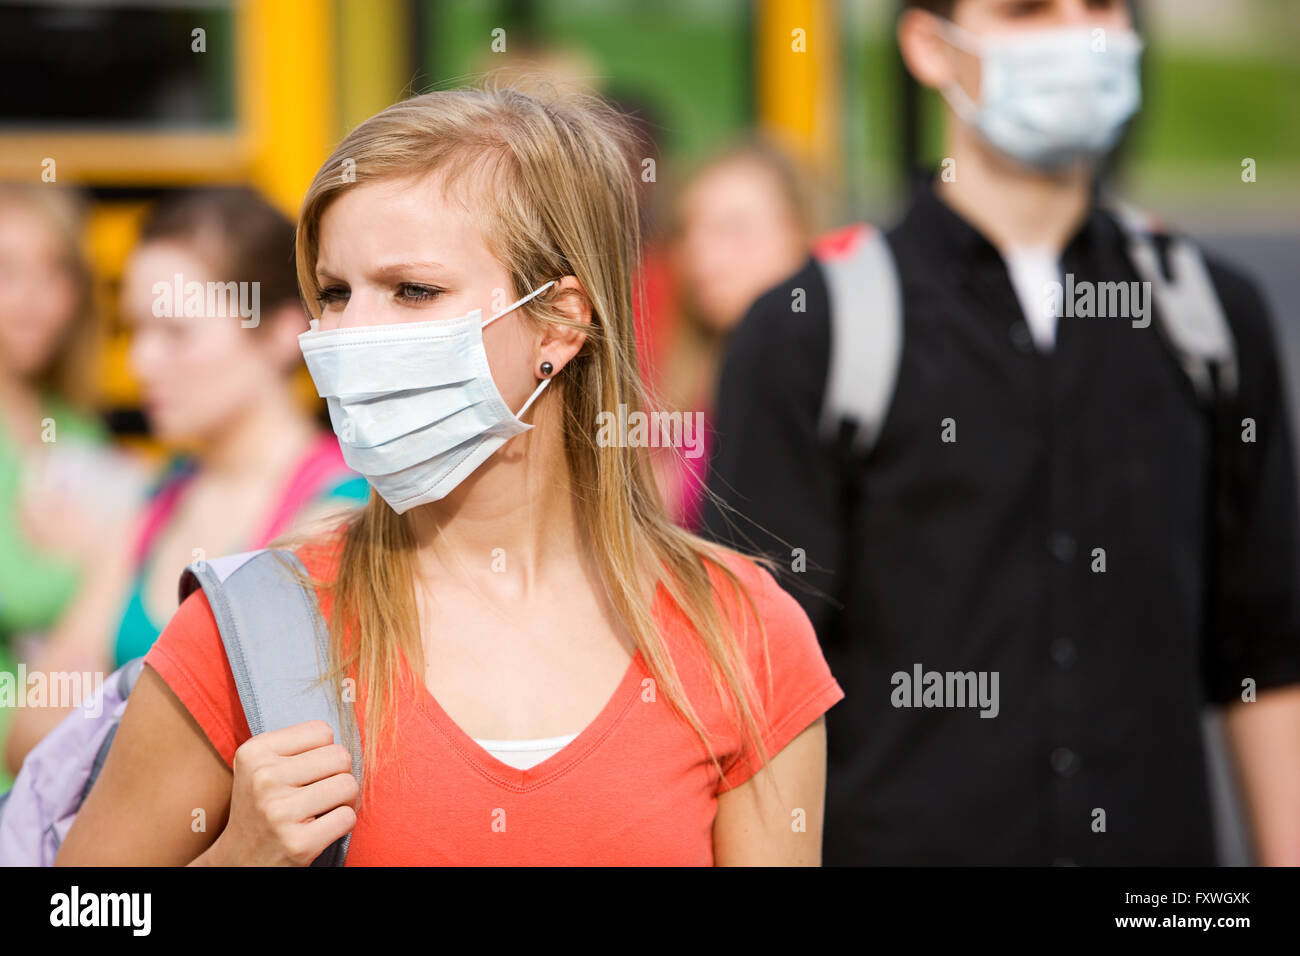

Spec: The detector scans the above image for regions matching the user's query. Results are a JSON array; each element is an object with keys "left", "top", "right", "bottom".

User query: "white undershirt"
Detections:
[
  {"left": 471, "top": 731, "right": 580, "bottom": 770},
  {"left": 1002, "top": 244, "right": 1063, "bottom": 352}
]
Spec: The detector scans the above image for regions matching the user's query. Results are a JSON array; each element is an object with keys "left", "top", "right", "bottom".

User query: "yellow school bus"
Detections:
[{"left": 0, "top": 0, "right": 835, "bottom": 439}]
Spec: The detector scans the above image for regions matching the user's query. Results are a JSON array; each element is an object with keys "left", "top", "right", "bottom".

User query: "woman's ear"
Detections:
[{"left": 536, "top": 275, "right": 591, "bottom": 377}]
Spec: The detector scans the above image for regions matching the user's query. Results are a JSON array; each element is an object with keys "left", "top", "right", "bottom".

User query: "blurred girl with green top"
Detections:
[{"left": 0, "top": 184, "right": 143, "bottom": 791}]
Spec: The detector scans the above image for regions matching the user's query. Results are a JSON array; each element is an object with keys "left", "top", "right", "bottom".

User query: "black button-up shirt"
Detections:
[{"left": 701, "top": 176, "right": 1300, "bottom": 865}]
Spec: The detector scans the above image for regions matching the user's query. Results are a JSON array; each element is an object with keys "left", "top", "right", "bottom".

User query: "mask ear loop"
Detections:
[
  {"left": 482, "top": 280, "right": 558, "bottom": 421},
  {"left": 481, "top": 280, "right": 557, "bottom": 329},
  {"left": 932, "top": 14, "right": 980, "bottom": 55},
  {"left": 931, "top": 15, "right": 983, "bottom": 124},
  {"left": 513, "top": 376, "right": 551, "bottom": 422}
]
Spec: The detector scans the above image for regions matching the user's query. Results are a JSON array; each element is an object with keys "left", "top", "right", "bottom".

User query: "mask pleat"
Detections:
[{"left": 296, "top": 281, "right": 554, "bottom": 511}]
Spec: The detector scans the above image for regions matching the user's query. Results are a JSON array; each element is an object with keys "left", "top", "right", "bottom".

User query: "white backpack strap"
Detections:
[
  {"left": 815, "top": 224, "right": 904, "bottom": 457},
  {"left": 1109, "top": 197, "right": 1238, "bottom": 404},
  {"left": 179, "top": 548, "right": 359, "bottom": 867}
]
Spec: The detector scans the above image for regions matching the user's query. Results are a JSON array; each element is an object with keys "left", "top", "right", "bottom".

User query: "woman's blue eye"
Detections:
[
  {"left": 316, "top": 287, "right": 347, "bottom": 307},
  {"left": 398, "top": 284, "right": 443, "bottom": 302}
]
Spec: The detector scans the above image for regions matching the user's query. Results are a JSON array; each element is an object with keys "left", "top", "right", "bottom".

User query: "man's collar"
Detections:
[{"left": 901, "top": 165, "right": 1111, "bottom": 265}]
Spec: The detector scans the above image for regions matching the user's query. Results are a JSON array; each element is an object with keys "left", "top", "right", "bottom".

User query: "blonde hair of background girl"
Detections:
[
  {"left": 288, "top": 80, "right": 778, "bottom": 803},
  {"left": 0, "top": 184, "right": 99, "bottom": 407}
]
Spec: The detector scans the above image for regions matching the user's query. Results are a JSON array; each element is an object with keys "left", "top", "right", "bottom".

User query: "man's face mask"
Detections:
[{"left": 934, "top": 17, "right": 1144, "bottom": 171}]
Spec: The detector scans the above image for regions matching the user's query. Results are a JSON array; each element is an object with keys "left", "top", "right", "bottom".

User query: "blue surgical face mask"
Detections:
[
  {"left": 298, "top": 281, "right": 555, "bottom": 514},
  {"left": 935, "top": 18, "right": 1143, "bottom": 170}
]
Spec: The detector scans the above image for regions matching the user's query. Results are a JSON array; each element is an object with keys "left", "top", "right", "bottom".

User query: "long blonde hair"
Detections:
[
  {"left": 0, "top": 183, "right": 98, "bottom": 407},
  {"left": 291, "top": 80, "right": 776, "bottom": 803}
]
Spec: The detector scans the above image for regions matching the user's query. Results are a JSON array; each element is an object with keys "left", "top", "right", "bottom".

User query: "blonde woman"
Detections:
[{"left": 56, "top": 84, "right": 843, "bottom": 866}]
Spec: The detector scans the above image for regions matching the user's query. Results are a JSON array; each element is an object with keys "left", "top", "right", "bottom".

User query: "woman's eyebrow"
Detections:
[
  {"left": 315, "top": 264, "right": 344, "bottom": 285},
  {"left": 370, "top": 260, "right": 447, "bottom": 281},
  {"left": 315, "top": 260, "right": 448, "bottom": 285}
]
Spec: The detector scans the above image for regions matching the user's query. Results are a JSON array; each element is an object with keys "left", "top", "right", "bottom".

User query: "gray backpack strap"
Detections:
[
  {"left": 814, "top": 223, "right": 904, "bottom": 458},
  {"left": 77, "top": 657, "right": 147, "bottom": 805},
  {"left": 1109, "top": 198, "right": 1238, "bottom": 404},
  {"left": 178, "top": 548, "right": 360, "bottom": 867}
]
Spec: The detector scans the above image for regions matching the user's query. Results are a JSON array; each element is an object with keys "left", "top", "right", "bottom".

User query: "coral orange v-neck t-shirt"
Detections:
[{"left": 143, "top": 537, "right": 844, "bottom": 865}]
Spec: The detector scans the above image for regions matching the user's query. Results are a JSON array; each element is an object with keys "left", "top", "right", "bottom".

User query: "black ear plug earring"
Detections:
[{"left": 540, "top": 361, "right": 554, "bottom": 377}]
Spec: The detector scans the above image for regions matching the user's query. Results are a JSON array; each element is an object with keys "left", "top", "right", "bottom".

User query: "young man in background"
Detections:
[{"left": 702, "top": 0, "right": 1300, "bottom": 865}]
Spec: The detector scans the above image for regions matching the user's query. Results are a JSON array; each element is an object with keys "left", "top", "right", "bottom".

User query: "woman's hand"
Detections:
[{"left": 207, "top": 720, "right": 359, "bottom": 866}]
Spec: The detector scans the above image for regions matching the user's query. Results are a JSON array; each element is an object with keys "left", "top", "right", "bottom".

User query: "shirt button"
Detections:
[
  {"left": 1051, "top": 747, "right": 1080, "bottom": 777},
  {"left": 1009, "top": 321, "right": 1033, "bottom": 352},
  {"left": 1048, "top": 532, "right": 1076, "bottom": 562},
  {"left": 1050, "top": 638, "right": 1076, "bottom": 667}
]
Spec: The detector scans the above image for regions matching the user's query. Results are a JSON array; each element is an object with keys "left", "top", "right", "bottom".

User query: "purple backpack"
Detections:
[
  {"left": 0, "top": 657, "right": 142, "bottom": 865},
  {"left": 0, "top": 548, "right": 361, "bottom": 866}
]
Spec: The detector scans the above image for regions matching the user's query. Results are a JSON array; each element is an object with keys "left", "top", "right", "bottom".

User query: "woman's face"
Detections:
[
  {"left": 122, "top": 240, "right": 285, "bottom": 445},
  {"left": 313, "top": 172, "right": 539, "bottom": 414},
  {"left": 674, "top": 158, "right": 806, "bottom": 335},
  {"left": 0, "top": 202, "right": 82, "bottom": 381}
]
